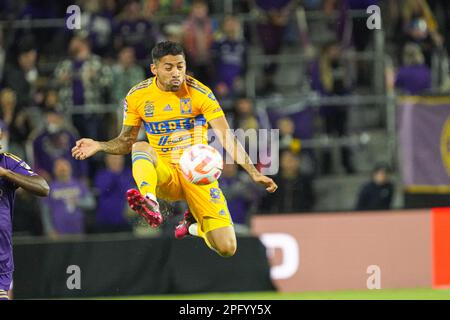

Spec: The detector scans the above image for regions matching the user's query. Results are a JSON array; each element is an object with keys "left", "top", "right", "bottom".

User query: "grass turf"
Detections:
[{"left": 101, "top": 288, "right": 450, "bottom": 300}]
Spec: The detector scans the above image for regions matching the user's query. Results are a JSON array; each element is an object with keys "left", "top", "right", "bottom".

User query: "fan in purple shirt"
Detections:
[
  {"left": 0, "top": 129, "right": 49, "bottom": 300},
  {"left": 395, "top": 43, "right": 431, "bottom": 95},
  {"left": 94, "top": 154, "right": 133, "bottom": 233}
]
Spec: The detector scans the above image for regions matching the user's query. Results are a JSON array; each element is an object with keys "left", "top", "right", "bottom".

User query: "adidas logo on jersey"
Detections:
[{"left": 163, "top": 104, "right": 173, "bottom": 111}]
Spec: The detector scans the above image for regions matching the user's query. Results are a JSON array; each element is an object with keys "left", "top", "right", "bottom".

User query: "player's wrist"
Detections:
[
  {"left": 96, "top": 141, "right": 105, "bottom": 153},
  {"left": 248, "top": 168, "right": 261, "bottom": 180}
]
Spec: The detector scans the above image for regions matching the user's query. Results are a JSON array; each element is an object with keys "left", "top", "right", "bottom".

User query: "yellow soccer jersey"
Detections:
[{"left": 123, "top": 76, "right": 224, "bottom": 164}]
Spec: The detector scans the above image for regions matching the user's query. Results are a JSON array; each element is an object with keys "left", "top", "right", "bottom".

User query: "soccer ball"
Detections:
[{"left": 179, "top": 144, "right": 223, "bottom": 185}]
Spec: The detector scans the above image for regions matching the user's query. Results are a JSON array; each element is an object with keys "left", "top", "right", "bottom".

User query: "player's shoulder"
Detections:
[
  {"left": 185, "top": 76, "right": 218, "bottom": 102},
  {"left": 185, "top": 76, "right": 212, "bottom": 95},
  {"left": 2, "top": 152, "right": 24, "bottom": 164},
  {"left": 1, "top": 152, "right": 36, "bottom": 175},
  {"left": 126, "top": 77, "right": 154, "bottom": 98}
]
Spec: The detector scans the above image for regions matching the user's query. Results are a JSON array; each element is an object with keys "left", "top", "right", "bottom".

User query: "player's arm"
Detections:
[
  {"left": 0, "top": 167, "right": 49, "bottom": 197},
  {"left": 72, "top": 125, "right": 140, "bottom": 160},
  {"left": 209, "top": 116, "right": 278, "bottom": 193}
]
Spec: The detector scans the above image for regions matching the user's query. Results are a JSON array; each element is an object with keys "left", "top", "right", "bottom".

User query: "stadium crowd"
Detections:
[{"left": 0, "top": 0, "right": 449, "bottom": 238}]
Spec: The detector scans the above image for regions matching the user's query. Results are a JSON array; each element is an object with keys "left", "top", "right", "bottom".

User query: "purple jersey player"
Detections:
[{"left": 0, "top": 133, "right": 49, "bottom": 300}]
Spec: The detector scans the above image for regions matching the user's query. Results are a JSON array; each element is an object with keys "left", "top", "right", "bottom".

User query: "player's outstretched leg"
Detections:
[
  {"left": 175, "top": 213, "right": 236, "bottom": 257},
  {"left": 128, "top": 142, "right": 163, "bottom": 228}
]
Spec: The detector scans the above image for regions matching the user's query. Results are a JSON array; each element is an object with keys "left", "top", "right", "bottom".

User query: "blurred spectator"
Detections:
[
  {"left": 114, "top": 0, "right": 160, "bottom": 60},
  {"left": 0, "top": 120, "right": 8, "bottom": 152},
  {"left": 212, "top": 16, "right": 247, "bottom": 98},
  {"left": 182, "top": 0, "right": 214, "bottom": 84},
  {"left": 220, "top": 163, "right": 264, "bottom": 233},
  {"left": 93, "top": 154, "right": 134, "bottom": 233},
  {"left": 226, "top": 97, "right": 271, "bottom": 167},
  {"left": 41, "top": 158, "right": 95, "bottom": 238},
  {"left": 0, "top": 88, "right": 33, "bottom": 151},
  {"left": 144, "top": 0, "right": 191, "bottom": 17},
  {"left": 327, "top": 0, "right": 380, "bottom": 86},
  {"left": 111, "top": 46, "right": 145, "bottom": 104},
  {"left": 54, "top": 35, "right": 112, "bottom": 140},
  {"left": 428, "top": 0, "right": 450, "bottom": 56},
  {"left": 401, "top": 0, "right": 443, "bottom": 66},
  {"left": 260, "top": 150, "right": 315, "bottom": 213},
  {"left": 395, "top": 43, "right": 431, "bottom": 94},
  {"left": 310, "top": 41, "right": 355, "bottom": 174},
  {"left": 28, "top": 109, "right": 88, "bottom": 183},
  {"left": 276, "top": 115, "right": 316, "bottom": 176},
  {"left": 277, "top": 117, "right": 301, "bottom": 154},
  {"left": 29, "top": 86, "right": 62, "bottom": 119},
  {"left": 227, "top": 97, "right": 271, "bottom": 131},
  {"left": 15, "top": 1, "right": 60, "bottom": 57},
  {"left": 80, "top": 0, "right": 114, "bottom": 57},
  {"left": 42, "top": 88, "right": 60, "bottom": 111},
  {"left": 254, "top": 0, "right": 294, "bottom": 94},
  {"left": 0, "top": 88, "right": 15, "bottom": 131},
  {"left": 110, "top": 46, "right": 145, "bottom": 137},
  {"left": 0, "top": 0, "right": 15, "bottom": 20},
  {"left": 325, "top": 0, "right": 380, "bottom": 50},
  {"left": 3, "top": 40, "right": 39, "bottom": 108},
  {"left": 0, "top": 27, "right": 5, "bottom": 86},
  {"left": 163, "top": 23, "right": 184, "bottom": 44},
  {"left": 355, "top": 163, "right": 394, "bottom": 211}
]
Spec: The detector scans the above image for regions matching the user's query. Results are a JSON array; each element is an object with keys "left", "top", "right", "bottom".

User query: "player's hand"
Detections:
[
  {"left": 71, "top": 138, "right": 101, "bottom": 160},
  {"left": 251, "top": 173, "right": 278, "bottom": 193}
]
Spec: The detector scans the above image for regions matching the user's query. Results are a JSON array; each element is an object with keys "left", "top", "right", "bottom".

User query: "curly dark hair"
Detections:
[{"left": 151, "top": 41, "right": 185, "bottom": 63}]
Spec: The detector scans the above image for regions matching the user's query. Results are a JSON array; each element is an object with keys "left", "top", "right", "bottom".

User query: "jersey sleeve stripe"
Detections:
[
  {"left": 127, "top": 78, "right": 154, "bottom": 96},
  {"left": 186, "top": 83, "right": 208, "bottom": 95},
  {"left": 4, "top": 152, "right": 23, "bottom": 163}
]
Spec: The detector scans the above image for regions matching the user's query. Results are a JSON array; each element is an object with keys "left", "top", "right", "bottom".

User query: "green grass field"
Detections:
[{"left": 103, "top": 288, "right": 450, "bottom": 300}]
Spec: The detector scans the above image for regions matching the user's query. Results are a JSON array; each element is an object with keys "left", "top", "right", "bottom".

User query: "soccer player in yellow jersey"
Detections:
[{"left": 72, "top": 41, "right": 277, "bottom": 257}]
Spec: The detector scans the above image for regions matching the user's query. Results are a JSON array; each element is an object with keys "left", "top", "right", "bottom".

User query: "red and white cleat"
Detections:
[
  {"left": 126, "top": 189, "right": 163, "bottom": 228},
  {"left": 174, "top": 209, "right": 195, "bottom": 239}
]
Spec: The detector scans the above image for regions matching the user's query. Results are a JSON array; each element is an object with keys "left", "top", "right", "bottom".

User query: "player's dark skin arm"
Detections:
[
  {"left": 72, "top": 125, "right": 141, "bottom": 160},
  {"left": 209, "top": 116, "right": 278, "bottom": 193},
  {"left": 0, "top": 167, "right": 49, "bottom": 197}
]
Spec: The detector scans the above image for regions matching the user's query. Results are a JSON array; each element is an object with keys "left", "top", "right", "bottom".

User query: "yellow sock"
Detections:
[{"left": 132, "top": 151, "right": 157, "bottom": 197}]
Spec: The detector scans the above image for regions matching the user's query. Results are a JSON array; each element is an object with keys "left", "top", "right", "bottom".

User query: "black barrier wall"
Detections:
[{"left": 12, "top": 235, "right": 275, "bottom": 299}]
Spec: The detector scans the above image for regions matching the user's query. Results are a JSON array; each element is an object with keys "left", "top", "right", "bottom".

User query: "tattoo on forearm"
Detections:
[{"left": 99, "top": 126, "right": 139, "bottom": 155}]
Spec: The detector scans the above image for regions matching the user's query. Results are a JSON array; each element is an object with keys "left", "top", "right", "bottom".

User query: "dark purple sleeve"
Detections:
[{"left": 5, "top": 154, "right": 37, "bottom": 177}]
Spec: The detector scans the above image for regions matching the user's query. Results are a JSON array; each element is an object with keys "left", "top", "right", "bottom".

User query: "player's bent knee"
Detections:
[
  {"left": 215, "top": 239, "right": 237, "bottom": 257},
  {"left": 132, "top": 141, "right": 151, "bottom": 152},
  {"left": 132, "top": 142, "right": 157, "bottom": 164}
]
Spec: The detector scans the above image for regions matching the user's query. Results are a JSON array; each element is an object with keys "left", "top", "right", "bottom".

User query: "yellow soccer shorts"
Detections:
[{"left": 154, "top": 156, "right": 234, "bottom": 235}]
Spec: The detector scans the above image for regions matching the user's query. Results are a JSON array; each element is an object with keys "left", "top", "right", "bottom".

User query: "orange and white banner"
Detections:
[{"left": 251, "top": 209, "right": 450, "bottom": 292}]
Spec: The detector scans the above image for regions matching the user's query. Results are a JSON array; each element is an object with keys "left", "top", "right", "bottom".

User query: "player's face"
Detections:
[{"left": 151, "top": 55, "right": 186, "bottom": 92}]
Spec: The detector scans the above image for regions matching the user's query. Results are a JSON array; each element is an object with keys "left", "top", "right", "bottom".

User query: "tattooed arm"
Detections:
[{"left": 72, "top": 125, "right": 141, "bottom": 160}]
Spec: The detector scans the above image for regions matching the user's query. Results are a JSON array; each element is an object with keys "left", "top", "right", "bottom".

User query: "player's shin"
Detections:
[{"left": 131, "top": 151, "right": 158, "bottom": 200}]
